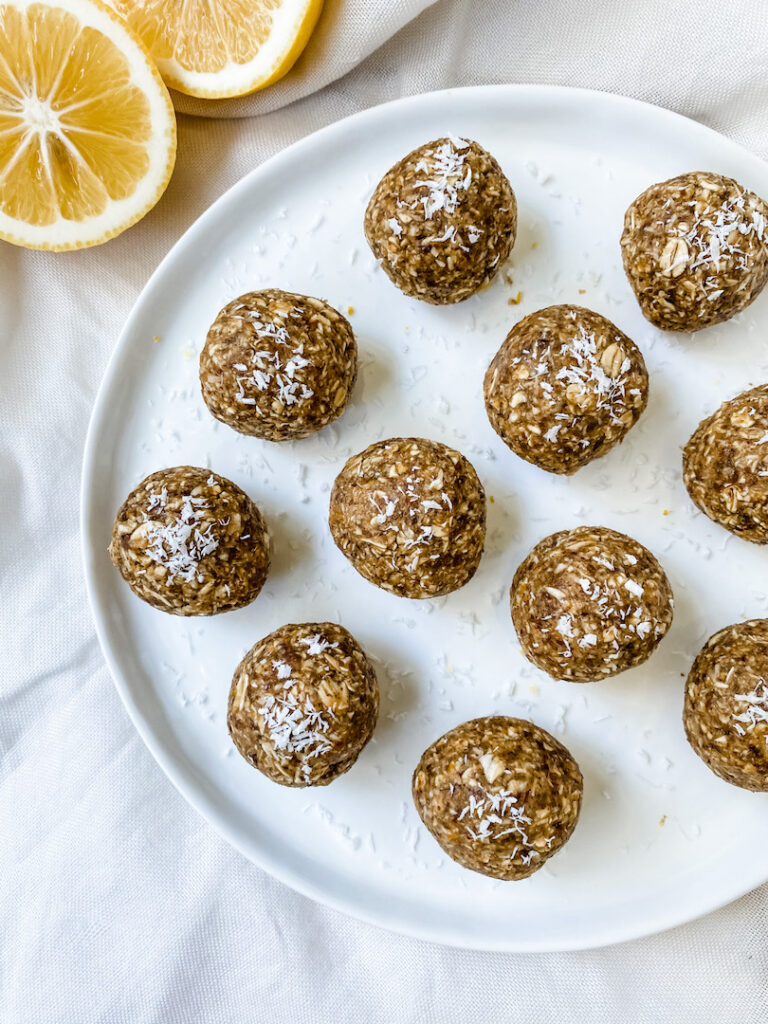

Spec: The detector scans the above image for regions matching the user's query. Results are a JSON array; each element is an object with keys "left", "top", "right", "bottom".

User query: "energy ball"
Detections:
[
  {"left": 200, "top": 289, "right": 357, "bottom": 441},
  {"left": 109, "top": 466, "right": 270, "bottom": 616},
  {"left": 683, "top": 384, "right": 768, "bottom": 544},
  {"left": 511, "top": 526, "right": 674, "bottom": 682},
  {"left": 227, "top": 622, "right": 379, "bottom": 787},
  {"left": 329, "top": 437, "right": 486, "bottom": 599},
  {"left": 483, "top": 304, "right": 648, "bottom": 475},
  {"left": 412, "top": 717, "right": 583, "bottom": 880},
  {"left": 364, "top": 136, "right": 517, "bottom": 304},
  {"left": 684, "top": 620, "right": 768, "bottom": 792},
  {"left": 621, "top": 171, "right": 768, "bottom": 331}
]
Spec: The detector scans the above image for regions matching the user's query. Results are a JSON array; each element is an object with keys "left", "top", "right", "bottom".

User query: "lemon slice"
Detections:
[
  {"left": 0, "top": 0, "right": 176, "bottom": 250},
  {"left": 105, "top": 0, "right": 324, "bottom": 99}
]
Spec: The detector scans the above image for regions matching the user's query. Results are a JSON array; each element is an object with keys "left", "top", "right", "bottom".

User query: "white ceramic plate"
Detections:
[{"left": 82, "top": 85, "right": 768, "bottom": 952}]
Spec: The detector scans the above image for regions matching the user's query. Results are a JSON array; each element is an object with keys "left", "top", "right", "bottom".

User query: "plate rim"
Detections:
[{"left": 81, "top": 83, "right": 768, "bottom": 953}]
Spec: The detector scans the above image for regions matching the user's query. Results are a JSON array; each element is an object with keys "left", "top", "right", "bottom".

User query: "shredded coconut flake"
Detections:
[
  {"left": 412, "top": 138, "right": 472, "bottom": 220},
  {"left": 259, "top": 691, "right": 331, "bottom": 761},
  {"left": 686, "top": 191, "right": 766, "bottom": 273},
  {"left": 257, "top": 660, "right": 333, "bottom": 771},
  {"left": 298, "top": 633, "right": 339, "bottom": 656},
  {"left": 624, "top": 579, "right": 644, "bottom": 598},
  {"left": 387, "top": 217, "right": 402, "bottom": 238},
  {"left": 146, "top": 487, "right": 167, "bottom": 512},
  {"left": 732, "top": 680, "right": 768, "bottom": 738},
  {"left": 555, "top": 325, "right": 629, "bottom": 423},
  {"left": 457, "top": 787, "right": 534, "bottom": 846},
  {"left": 234, "top": 307, "right": 314, "bottom": 408},
  {"left": 556, "top": 614, "right": 575, "bottom": 638},
  {"left": 144, "top": 494, "right": 219, "bottom": 583},
  {"left": 578, "top": 633, "right": 598, "bottom": 648}
]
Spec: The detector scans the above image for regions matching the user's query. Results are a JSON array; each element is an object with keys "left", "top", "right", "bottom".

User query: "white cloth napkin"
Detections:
[{"left": 3, "top": 2, "right": 768, "bottom": 1021}]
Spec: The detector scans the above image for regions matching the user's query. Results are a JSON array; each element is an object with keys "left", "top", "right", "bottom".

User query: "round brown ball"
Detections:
[
  {"left": 684, "top": 620, "right": 768, "bottom": 792},
  {"left": 109, "top": 466, "right": 270, "bottom": 616},
  {"left": 621, "top": 171, "right": 768, "bottom": 332},
  {"left": 364, "top": 136, "right": 517, "bottom": 305},
  {"left": 510, "top": 526, "right": 674, "bottom": 682},
  {"left": 227, "top": 622, "right": 379, "bottom": 787},
  {"left": 412, "top": 716, "right": 583, "bottom": 880},
  {"left": 484, "top": 304, "right": 648, "bottom": 474},
  {"left": 200, "top": 289, "right": 357, "bottom": 441},
  {"left": 683, "top": 384, "right": 768, "bottom": 544},
  {"left": 329, "top": 437, "right": 486, "bottom": 599}
]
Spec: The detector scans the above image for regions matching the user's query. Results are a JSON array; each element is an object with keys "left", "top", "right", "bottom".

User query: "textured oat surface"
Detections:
[
  {"left": 364, "top": 136, "right": 517, "bottom": 304},
  {"left": 484, "top": 304, "right": 648, "bottom": 474},
  {"left": 683, "top": 383, "right": 768, "bottom": 544},
  {"left": 510, "top": 526, "right": 674, "bottom": 682},
  {"left": 109, "top": 466, "right": 270, "bottom": 616},
  {"left": 412, "top": 717, "right": 582, "bottom": 880},
  {"left": 227, "top": 622, "right": 379, "bottom": 787},
  {"left": 200, "top": 289, "right": 357, "bottom": 441},
  {"left": 684, "top": 619, "right": 768, "bottom": 792},
  {"left": 621, "top": 171, "right": 768, "bottom": 331},
  {"left": 329, "top": 436, "right": 486, "bottom": 599}
]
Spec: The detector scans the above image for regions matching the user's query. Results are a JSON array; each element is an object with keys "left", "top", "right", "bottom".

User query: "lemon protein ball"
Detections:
[
  {"left": 228, "top": 622, "right": 379, "bottom": 787},
  {"left": 510, "top": 526, "right": 674, "bottom": 682},
  {"left": 683, "top": 384, "right": 768, "bottom": 544},
  {"left": 329, "top": 437, "right": 486, "bottom": 599},
  {"left": 412, "top": 716, "right": 583, "bottom": 880},
  {"left": 621, "top": 171, "right": 768, "bottom": 331},
  {"left": 109, "top": 466, "right": 270, "bottom": 616},
  {"left": 200, "top": 289, "right": 357, "bottom": 441},
  {"left": 684, "top": 620, "right": 768, "bottom": 792},
  {"left": 484, "top": 305, "right": 648, "bottom": 474},
  {"left": 364, "top": 136, "right": 517, "bottom": 304}
]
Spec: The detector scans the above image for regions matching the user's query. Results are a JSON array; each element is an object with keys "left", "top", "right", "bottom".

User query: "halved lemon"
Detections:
[
  {"left": 0, "top": 0, "right": 176, "bottom": 250},
  {"left": 105, "top": 0, "right": 324, "bottom": 99}
]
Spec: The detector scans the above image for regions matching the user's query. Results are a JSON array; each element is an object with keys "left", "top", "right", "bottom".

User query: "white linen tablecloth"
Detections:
[{"left": 2, "top": 2, "right": 768, "bottom": 1020}]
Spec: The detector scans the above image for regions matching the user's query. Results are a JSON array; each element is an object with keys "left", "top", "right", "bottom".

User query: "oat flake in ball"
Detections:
[
  {"left": 484, "top": 304, "right": 648, "bottom": 475},
  {"left": 412, "top": 717, "right": 583, "bottom": 880},
  {"left": 228, "top": 622, "right": 379, "bottom": 787},
  {"left": 683, "top": 383, "right": 768, "bottom": 544},
  {"left": 200, "top": 289, "right": 357, "bottom": 441},
  {"left": 364, "top": 135, "right": 517, "bottom": 305},
  {"left": 328, "top": 437, "right": 486, "bottom": 599},
  {"left": 621, "top": 171, "right": 768, "bottom": 332},
  {"left": 684, "top": 619, "right": 768, "bottom": 792},
  {"left": 510, "top": 526, "right": 674, "bottom": 682},
  {"left": 109, "top": 466, "right": 270, "bottom": 616}
]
